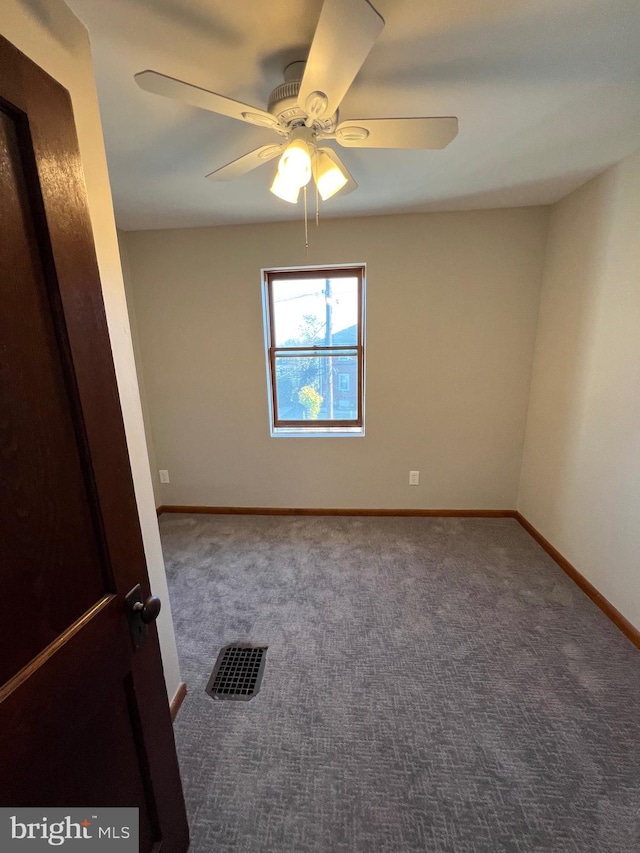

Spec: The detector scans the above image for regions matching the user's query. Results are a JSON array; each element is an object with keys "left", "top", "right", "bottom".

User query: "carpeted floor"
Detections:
[{"left": 161, "top": 514, "right": 640, "bottom": 853}]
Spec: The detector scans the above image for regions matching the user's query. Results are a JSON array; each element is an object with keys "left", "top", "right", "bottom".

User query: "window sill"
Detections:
[{"left": 270, "top": 426, "right": 365, "bottom": 438}]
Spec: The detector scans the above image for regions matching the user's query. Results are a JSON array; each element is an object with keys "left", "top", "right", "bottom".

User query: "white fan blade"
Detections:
[
  {"left": 135, "top": 70, "right": 280, "bottom": 129},
  {"left": 206, "top": 144, "right": 285, "bottom": 181},
  {"left": 334, "top": 117, "right": 458, "bottom": 149},
  {"left": 317, "top": 147, "right": 358, "bottom": 196},
  {"left": 298, "top": 0, "right": 384, "bottom": 121}
]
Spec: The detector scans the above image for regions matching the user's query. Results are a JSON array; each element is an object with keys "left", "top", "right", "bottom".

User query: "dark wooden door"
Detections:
[{"left": 0, "top": 36, "right": 189, "bottom": 852}]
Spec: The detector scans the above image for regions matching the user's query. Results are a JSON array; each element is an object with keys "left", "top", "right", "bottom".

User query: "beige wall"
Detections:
[
  {"left": 123, "top": 207, "right": 549, "bottom": 509},
  {"left": 119, "top": 231, "right": 162, "bottom": 506},
  {"left": 2, "top": 0, "right": 181, "bottom": 698},
  {"left": 519, "top": 148, "right": 640, "bottom": 630}
]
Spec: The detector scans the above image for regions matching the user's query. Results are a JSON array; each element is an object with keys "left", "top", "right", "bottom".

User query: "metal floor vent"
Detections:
[{"left": 205, "top": 643, "right": 268, "bottom": 701}]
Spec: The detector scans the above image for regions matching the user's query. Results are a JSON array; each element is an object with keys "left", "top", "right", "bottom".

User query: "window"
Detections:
[{"left": 263, "top": 266, "right": 365, "bottom": 436}]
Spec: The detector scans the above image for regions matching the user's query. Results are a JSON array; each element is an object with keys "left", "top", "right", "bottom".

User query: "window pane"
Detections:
[
  {"left": 271, "top": 277, "right": 359, "bottom": 347},
  {"left": 274, "top": 354, "right": 359, "bottom": 422}
]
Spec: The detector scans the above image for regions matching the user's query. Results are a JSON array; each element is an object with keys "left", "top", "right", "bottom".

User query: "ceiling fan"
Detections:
[{"left": 135, "top": 0, "right": 458, "bottom": 204}]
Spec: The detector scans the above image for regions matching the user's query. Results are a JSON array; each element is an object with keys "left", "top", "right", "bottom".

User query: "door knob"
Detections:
[
  {"left": 125, "top": 584, "right": 161, "bottom": 648},
  {"left": 133, "top": 595, "right": 161, "bottom": 624}
]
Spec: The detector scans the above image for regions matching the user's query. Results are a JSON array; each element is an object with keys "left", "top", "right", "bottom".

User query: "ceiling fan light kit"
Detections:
[
  {"left": 134, "top": 0, "right": 458, "bottom": 209},
  {"left": 269, "top": 125, "right": 349, "bottom": 204}
]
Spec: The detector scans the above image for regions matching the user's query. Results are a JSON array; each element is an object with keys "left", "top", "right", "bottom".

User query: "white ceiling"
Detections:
[{"left": 66, "top": 0, "right": 640, "bottom": 230}]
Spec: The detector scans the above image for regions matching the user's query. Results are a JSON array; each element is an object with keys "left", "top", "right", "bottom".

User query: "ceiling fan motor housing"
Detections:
[
  {"left": 268, "top": 63, "right": 337, "bottom": 133},
  {"left": 268, "top": 80, "right": 306, "bottom": 125}
]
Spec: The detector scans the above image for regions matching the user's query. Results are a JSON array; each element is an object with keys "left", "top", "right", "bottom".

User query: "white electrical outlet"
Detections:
[
  {"left": 159, "top": 469, "right": 170, "bottom": 484},
  {"left": 409, "top": 470, "right": 420, "bottom": 486}
]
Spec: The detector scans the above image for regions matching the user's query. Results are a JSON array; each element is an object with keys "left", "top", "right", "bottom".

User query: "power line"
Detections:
[{"left": 274, "top": 290, "right": 324, "bottom": 304}]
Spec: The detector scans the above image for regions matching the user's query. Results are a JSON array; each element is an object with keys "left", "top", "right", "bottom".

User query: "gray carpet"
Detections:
[{"left": 161, "top": 514, "right": 640, "bottom": 853}]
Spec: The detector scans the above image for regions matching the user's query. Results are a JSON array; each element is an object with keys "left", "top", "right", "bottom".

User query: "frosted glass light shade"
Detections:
[
  {"left": 270, "top": 171, "right": 300, "bottom": 204},
  {"left": 278, "top": 138, "right": 312, "bottom": 188},
  {"left": 313, "top": 150, "right": 348, "bottom": 200}
]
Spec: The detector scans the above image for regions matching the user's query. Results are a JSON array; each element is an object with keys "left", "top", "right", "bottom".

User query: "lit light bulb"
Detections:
[
  {"left": 278, "top": 139, "right": 312, "bottom": 188},
  {"left": 313, "top": 150, "right": 348, "bottom": 200},
  {"left": 270, "top": 171, "right": 300, "bottom": 204}
]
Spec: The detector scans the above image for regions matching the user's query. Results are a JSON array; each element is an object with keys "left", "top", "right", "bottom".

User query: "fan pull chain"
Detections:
[
  {"left": 316, "top": 181, "right": 319, "bottom": 226},
  {"left": 303, "top": 185, "right": 309, "bottom": 255}
]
